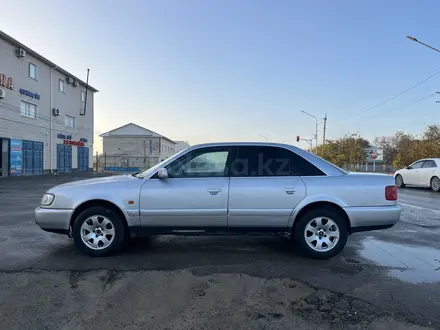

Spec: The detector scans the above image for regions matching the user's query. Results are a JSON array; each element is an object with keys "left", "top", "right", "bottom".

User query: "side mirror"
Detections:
[
  {"left": 404, "top": 166, "right": 408, "bottom": 169},
  {"left": 157, "top": 168, "right": 168, "bottom": 179}
]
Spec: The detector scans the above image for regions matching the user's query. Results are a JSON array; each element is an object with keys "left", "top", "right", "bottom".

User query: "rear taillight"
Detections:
[{"left": 385, "top": 185, "right": 397, "bottom": 201}]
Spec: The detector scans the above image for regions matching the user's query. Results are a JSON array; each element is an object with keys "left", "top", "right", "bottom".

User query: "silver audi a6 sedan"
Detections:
[{"left": 35, "top": 142, "right": 401, "bottom": 259}]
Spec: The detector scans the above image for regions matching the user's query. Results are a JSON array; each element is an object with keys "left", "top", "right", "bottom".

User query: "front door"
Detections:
[
  {"left": 227, "top": 146, "right": 311, "bottom": 229},
  {"left": 139, "top": 146, "right": 233, "bottom": 228},
  {"left": 405, "top": 160, "right": 424, "bottom": 185}
]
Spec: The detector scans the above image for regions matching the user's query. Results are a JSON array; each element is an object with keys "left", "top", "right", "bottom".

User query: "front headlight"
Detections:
[{"left": 41, "top": 193, "right": 55, "bottom": 206}]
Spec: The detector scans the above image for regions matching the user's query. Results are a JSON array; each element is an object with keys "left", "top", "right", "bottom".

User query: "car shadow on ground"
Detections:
[{"left": 34, "top": 234, "right": 365, "bottom": 278}]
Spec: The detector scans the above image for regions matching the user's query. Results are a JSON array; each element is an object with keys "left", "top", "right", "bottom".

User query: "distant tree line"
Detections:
[{"left": 313, "top": 125, "right": 440, "bottom": 170}]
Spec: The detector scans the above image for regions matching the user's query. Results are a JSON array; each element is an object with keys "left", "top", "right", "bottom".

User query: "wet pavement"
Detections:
[{"left": 0, "top": 175, "right": 440, "bottom": 328}]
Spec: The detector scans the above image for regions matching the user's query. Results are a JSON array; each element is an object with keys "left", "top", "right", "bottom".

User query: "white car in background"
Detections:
[{"left": 394, "top": 158, "right": 440, "bottom": 192}]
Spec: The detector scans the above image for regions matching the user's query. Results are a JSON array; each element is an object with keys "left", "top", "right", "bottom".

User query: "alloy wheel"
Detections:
[
  {"left": 304, "top": 217, "right": 340, "bottom": 252},
  {"left": 80, "top": 215, "right": 115, "bottom": 250}
]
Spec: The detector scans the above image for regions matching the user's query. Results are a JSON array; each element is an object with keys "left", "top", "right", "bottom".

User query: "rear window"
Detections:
[{"left": 230, "top": 146, "right": 325, "bottom": 177}]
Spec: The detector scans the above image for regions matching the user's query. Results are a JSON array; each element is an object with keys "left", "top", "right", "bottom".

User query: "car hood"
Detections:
[{"left": 50, "top": 174, "right": 139, "bottom": 190}]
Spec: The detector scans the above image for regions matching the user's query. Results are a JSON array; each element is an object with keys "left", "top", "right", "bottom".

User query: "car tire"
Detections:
[
  {"left": 395, "top": 174, "right": 405, "bottom": 188},
  {"left": 431, "top": 176, "right": 440, "bottom": 192},
  {"left": 293, "top": 208, "right": 348, "bottom": 260},
  {"left": 72, "top": 206, "right": 126, "bottom": 257}
]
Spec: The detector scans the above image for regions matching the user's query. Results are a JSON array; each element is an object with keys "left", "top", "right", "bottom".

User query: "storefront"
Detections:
[
  {"left": 56, "top": 133, "right": 90, "bottom": 173},
  {"left": 5, "top": 138, "right": 44, "bottom": 176}
]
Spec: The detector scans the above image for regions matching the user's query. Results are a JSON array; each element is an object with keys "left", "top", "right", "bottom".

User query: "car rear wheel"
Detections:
[
  {"left": 395, "top": 174, "right": 405, "bottom": 188},
  {"left": 72, "top": 206, "right": 126, "bottom": 257},
  {"left": 293, "top": 208, "right": 348, "bottom": 259},
  {"left": 431, "top": 176, "right": 440, "bottom": 192}
]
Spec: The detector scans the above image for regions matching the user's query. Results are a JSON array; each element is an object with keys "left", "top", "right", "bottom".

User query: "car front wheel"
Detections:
[
  {"left": 395, "top": 174, "right": 405, "bottom": 188},
  {"left": 293, "top": 208, "right": 348, "bottom": 259},
  {"left": 72, "top": 206, "right": 126, "bottom": 257}
]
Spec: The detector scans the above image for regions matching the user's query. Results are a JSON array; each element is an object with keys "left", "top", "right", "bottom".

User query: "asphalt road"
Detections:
[{"left": 0, "top": 174, "right": 439, "bottom": 329}]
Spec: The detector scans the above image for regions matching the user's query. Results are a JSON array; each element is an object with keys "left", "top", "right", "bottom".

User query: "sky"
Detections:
[{"left": 2, "top": 0, "right": 440, "bottom": 152}]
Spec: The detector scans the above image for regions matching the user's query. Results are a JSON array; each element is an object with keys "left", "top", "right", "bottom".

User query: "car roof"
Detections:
[{"left": 416, "top": 158, "right": 440, "bottom": 162}]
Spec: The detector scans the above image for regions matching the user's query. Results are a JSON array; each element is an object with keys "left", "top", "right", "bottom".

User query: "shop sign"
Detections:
[
  {"left": 64, "top": 140, "right": 85, "bottom": 147},
  {"left": 57, "top": 133, "right": 72, "bottom": 140},
  {"left": 0, "top": 74, "right": 14, "bottom": 90},
  {"left": 20, "top": 88, "right": 40, "bottom": 100},
  {"left": 58, "top": 133, "right": 85, "bottom": 146},
  {"left": 9, "top": 139, "right": 23, "bottom": 176}
]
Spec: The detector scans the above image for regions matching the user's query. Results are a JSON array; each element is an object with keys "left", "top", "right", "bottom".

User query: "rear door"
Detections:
[
  {"left": 227, "top": 146, "right": 321, "bottom": 229},
  {"left": 419, "top": 160, "right": 437, "bottom": 187}
]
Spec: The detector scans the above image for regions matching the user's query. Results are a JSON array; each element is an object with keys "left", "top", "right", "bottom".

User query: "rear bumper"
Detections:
[
  {"left": 344, "top": 205, "right": 401, "bottom": 233},
  {"left": 34, "top": 206, "right": 73, "bottom": 235}
]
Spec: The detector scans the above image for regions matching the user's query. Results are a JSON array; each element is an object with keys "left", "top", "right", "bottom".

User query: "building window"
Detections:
[
  {"left": 59, "top": 79, "right": 65, "bottom": 93},
  {"left": 20, "top": 101, "right": 37, "bottom": 118},
  {"left": 65, "top": 115, "right": 75, "bottom": 128},
  {"left": 81, "top": 90, "right": 85, "bottom": 102},
  {"left": 29, "top": 62, "right": 37, "bottom": 80}
]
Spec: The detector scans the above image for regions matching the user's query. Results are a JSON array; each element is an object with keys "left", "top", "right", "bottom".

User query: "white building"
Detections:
[
  {"left": 174, "top": 140, "right": 190, "bottom": 153},
  {"left": 99, "top": 123, "right": 178, "bottom": 171},
  {"left": 0, "top": 30, "right": 97, "bottom": 176}
]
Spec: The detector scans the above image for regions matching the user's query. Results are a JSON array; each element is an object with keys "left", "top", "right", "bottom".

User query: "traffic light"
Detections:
[{"left": 296, "top": 136, "right": 300, "bottom": 142}]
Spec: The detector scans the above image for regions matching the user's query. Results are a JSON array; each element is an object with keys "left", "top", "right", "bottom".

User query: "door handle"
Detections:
[
  {"left": 285, "top": 187, "right": 296, "bottom": 195},
  {"left": 208, "top": 189, "right": 220, "bottom": 195}
]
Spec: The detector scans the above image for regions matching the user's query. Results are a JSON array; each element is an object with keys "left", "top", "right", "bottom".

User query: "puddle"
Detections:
[{"left": 359, "top": 237, "right": 440, "bottom": 284}]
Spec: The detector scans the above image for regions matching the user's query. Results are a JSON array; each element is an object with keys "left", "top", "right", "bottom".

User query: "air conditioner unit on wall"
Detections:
[
  {"left": 0, "top": 89, "right": 5, "bottom": 99},
  {"left": 15, "top": 48, "right": 26, "bottom": 57},
  {"left": 52, "top": 108, "right": 60, "bottom": 116},
  {"left": 66, "top": 77, "right": 73, "bottom": 84}
]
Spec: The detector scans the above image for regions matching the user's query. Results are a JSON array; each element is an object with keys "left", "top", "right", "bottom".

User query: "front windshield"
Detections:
[{"left": 135, "top": 147, "right": 189, "bottom": 178}]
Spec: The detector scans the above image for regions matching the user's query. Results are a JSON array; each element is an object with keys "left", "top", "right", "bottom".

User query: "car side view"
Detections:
[
  {"left": 35, "top": 142, "right": 401, "bottom": 259},
  {"left": 394, "top": 158, "right": 440, "bottom": 192}
]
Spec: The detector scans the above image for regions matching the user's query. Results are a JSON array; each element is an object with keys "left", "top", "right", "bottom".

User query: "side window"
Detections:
[
  {"left": 165, "top": 148, "right": 230, "bottom": 178},
  {"left": 422, "top": 160, "right": 436, "bottom": 168},
  {"left": 411, "top": 161, "right": 424, "bottom": 169},
  {"left": 230, "top": 146, "right": 325, "bottom": 177}
]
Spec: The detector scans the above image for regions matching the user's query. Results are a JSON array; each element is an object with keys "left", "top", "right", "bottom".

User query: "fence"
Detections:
[
  {"left": 94, "top": 154, "right": 161, "bottom": 173},
  {"left": 342, "top": 163, "right": 395, "bottom": 174}
]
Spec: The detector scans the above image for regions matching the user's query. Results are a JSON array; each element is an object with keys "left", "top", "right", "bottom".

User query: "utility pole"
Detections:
[
  {"left": 143, "top": 140, "right": 147, "bottom": 168},
  {"left": 322, "top": 114, "right": 327, "bottom": 158}
]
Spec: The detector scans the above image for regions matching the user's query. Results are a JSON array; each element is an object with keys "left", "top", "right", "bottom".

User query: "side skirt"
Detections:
[{"left": 129, "top": 226, "right": 291, "bottom": 237}]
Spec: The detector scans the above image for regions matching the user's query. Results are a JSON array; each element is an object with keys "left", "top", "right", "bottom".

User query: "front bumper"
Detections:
[
  {"left": 344, "top": 205, "right": 401, "bottom": 233},
  {"left": 34, "top": 206, "right": 73, "bottom": 235}
]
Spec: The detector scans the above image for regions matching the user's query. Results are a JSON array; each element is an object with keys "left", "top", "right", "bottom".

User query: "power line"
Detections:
[
  {"left": 337, "top": 69, "right": 440, "bottom": 123},
  {"left": 326, "top": 93, "right": 437, "bottom": 137},
  {"left": 360, "top": 93, "right": 436, "bottom": 120}
]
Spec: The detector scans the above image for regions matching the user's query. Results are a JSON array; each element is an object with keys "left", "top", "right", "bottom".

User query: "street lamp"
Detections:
[
  {"left": 300, "top": 110, "right": 318, "bottom": 150},
  {"left": 258, "top": 133, "right": 268, "bottom": 142},
  {"left": 407, "top": 36, "right": 440, "bottom": 53}
]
